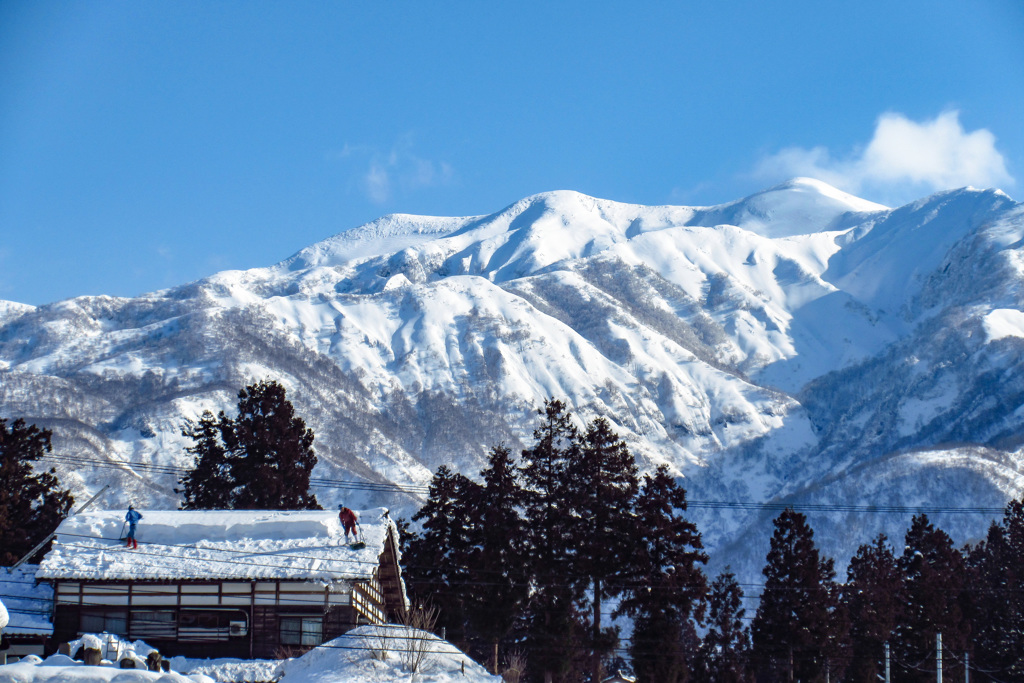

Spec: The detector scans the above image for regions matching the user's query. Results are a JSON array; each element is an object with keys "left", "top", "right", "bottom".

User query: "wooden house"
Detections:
[{"left": 35, "top": 507, "right": 406, "bottom": 659}]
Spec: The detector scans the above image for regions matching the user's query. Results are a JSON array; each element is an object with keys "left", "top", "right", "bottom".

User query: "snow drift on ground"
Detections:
[
  {"left": 278, "top": 625, "right": 502, "bottom": 682},
  {"left": 0, "top": 628, "right": 500, "bottom": 683}
]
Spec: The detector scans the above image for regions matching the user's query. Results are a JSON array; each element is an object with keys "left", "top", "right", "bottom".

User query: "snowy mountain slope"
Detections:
[{"left": 2, "top": 179, "right": 1023, "bottom": 580}]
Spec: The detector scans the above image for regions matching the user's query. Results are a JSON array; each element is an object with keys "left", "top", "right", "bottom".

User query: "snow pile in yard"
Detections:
[
  {"left": 0, "top": 653, "right": 213, "bottom": 683},
  {"left": 36, "top": 508, "right": 395, "bottom": 582},
  {"left": 59, "top": 633, "right": 280, "bottom": 683},
  {"left": 279, "top": 625, "right": 502, "bottom": 682},
  {"left": 0, "top": 566, "right": 53, "bottom": 636}
]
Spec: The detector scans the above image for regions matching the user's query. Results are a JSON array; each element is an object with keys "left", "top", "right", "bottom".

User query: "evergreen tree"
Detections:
[
  {"left": 695, "top": 570, "right": 752, "bottom": 683},
  {"left": 966, "top": 521, "right": 1012, "bottom": 682},
  {"left": 0, "top": 418, "right": 74, "bottom": 564},
  {"left": 229, "top": 380, "right": 319, "bottom": 509},
  {"left": 892, "top": 515, "right": 969, "bottom": 683},
  {"left": 618, "top": 466, "right": 708, "bottom": 683},
  {"left": 520, "top": 398, "right": 584, "bottom": 683},
  {"left": 969, "top": 499, "right": 1024, "bottom": 681},
  {"left": 463, "top": 445, "right": 530, "bottom": 673},
  {"left": 843, "top": 534, "right": 903, "bottom": 683},
  {"left": 751, "top": 508, "right": 842, "bottom": 683},
  {"left": 568, "top": 417, "right": 641, "bottom": 681},
  {"left": 178, "top": 380, "right": 320, "bottom": 510},
  {"left": 403, "top": 465, "right": 481, "bottom": 645},
  {"left": 179, "top": 410, "right": 233, "bottom": 509}
]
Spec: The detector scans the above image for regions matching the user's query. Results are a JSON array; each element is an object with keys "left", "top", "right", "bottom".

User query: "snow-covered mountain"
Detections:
[{"left": 3, "top": 178, "right": 1023, "bottom": 580}]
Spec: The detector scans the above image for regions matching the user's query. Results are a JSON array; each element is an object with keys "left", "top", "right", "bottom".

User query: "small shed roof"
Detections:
[
  {"left": 36, "top": 507, "right": 397, "bottom": 583},
  {"left": 0, "top": 565, "right": 53, "bottom": 636}
]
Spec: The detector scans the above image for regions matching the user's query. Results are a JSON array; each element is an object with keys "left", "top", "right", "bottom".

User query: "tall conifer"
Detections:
[
  {"left": 969, "top": 500, "right": 1024, "bottom": 680},
  {"left": 695, "top": 570, "right": 752, "bottom": 683},
  {"left": 178, "top": 380, "right": 319, "bottom": 510},
  {"left": 464, "top": 445, "right": 529, "bottom": 672},
  {"left": 404, "top": 464, "right": 481, "bottom": 644},
  {"left": 618, "top": 466, "right": 708, "bottom": 683},
  {"left": 569, "top": 417, "right": 641, "bottom": 680},
  {"left": 843, "top": 534, "right": 903, "bottom": 683},
  {"left": 0, "top": 418, "right": 74, "bottom": 564},
  {"left": 892, "top": 515, "right": 969, "bottom": 683},
  {"left": 751, "top": 508, "right": 841, "bottom": 683},
  {"left": 520, "top": 398, "right": 584, "bottom": 683}
]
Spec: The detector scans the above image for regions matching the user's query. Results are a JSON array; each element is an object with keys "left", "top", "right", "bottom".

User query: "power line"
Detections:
[{"left": 38, "top": 452, "right": 1012, "bottom": 515}]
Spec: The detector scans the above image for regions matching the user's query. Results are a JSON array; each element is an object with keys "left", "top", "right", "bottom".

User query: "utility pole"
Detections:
[
  {"left": 964, "top": 650, "right": 969, "bottom": 683},
  {"left": 884, "top": 641, "right": 891, "bottom": 683},
  {"left": 936, "top": 632, "right": 943, "bottom": 683}
]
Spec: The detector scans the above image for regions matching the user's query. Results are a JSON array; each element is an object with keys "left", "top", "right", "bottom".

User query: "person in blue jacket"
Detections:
[{"left": 125, "top": 505, "right": 142, "bottom": 549}]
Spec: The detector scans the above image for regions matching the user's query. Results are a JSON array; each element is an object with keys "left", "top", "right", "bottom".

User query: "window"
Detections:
[
  {"left": 178, "top": 610, "right": 247, "bottom": 642},
  {"left": 80, "top": 610, "right": 127, "bottom": 636},
  {"left": 130, "top": 611, "right": 176, "bottom": 640},
  {"left": 280, "top": 617, "right": 322, "bottom": 647}
]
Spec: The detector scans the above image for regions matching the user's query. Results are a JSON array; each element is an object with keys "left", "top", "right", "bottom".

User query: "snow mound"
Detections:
[
  {"left": 0, "top": 652, "right": 211, "bottom": 683},
  {"left": 279, "top": 625, "right": 502, "bottom": 682},
  {"left": 0, "top": 598, "right": 8, "bottom": 631}
]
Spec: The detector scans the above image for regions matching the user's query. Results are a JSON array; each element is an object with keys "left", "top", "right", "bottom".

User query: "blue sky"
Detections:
[{"left": 1, "top": 1, "right": 1022, "bottom": 306}]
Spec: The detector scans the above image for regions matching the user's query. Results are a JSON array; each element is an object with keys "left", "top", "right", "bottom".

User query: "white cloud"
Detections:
[
  {"left": 363, "top": 162, "right": 391, "bottom": 204},
  {"left": 340, "top": 136, "right": 455, "bottom": 205},
  {"left": 754, "top": 111, "right": 1014, "bottom": 204}
]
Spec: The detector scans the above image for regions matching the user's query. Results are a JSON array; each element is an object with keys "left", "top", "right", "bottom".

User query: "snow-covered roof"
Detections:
[
  {"left": 0, "top": 565, "right": 54, "bottom": 636},
  {"left": 35, "top": 508, "right": 397, "bottom": 583}
]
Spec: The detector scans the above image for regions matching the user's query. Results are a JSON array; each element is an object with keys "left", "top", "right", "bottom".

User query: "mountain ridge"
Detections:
[{"left": 2, "top": 178, "right": 1023, "bottom": 580}]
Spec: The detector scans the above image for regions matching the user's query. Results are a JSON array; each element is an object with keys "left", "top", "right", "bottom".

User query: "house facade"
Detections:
[{"left": 35, "top": 507, "right": 406, "bottom": 659}]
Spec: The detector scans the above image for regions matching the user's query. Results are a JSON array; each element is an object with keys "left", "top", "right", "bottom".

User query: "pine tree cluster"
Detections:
[
  {"left": 402, "top": 399, "right": 709, "bottom": 683},
  {"left": 401, "top": 401, "right": 1024, "bottom": 683},
  {"left": 178, "top": 380, "right": 320, "bottom": 510}
]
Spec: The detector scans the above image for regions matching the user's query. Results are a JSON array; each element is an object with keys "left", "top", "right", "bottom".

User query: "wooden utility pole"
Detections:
[
  {"left": 884, "top": 641, "right": 891, "bottom": 683},
  {"left": 936, "top": 632, "right": 943, "bottom": 683}
]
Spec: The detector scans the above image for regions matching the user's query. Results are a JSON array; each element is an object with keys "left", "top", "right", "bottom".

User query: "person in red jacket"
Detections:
[{"left": 338, "top": 504, "right": 359, "bottom": 543}]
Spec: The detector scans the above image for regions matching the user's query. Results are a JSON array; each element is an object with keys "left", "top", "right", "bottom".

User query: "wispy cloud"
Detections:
[
  {"left": 754, "top": 110, "right": 1014, "bottom": 205},
  {"left": 332, "top": 136, "right": 455, "bottom": 205}
]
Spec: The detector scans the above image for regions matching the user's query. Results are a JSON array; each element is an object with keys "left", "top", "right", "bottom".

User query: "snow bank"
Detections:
[
  {"left": 0, "top": 598, "right": 8, "bottom": 631},
  {"left": 278, "top": 625, "right": 502, "bottom": 682},
  {"left": 36, "top": 508, "right": 396, "bottom": 582},
  {"left": 0, "top": 653, "right": 212, "bottom": 683}
]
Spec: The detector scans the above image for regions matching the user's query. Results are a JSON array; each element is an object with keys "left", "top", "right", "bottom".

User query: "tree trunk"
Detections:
[{"left": 593, "top": 578, "right": 603, "bottom": 683}]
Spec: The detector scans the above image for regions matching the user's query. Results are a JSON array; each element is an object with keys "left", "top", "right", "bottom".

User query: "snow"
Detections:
[
  {"left": 36, "top": 508, "right": 396, "bottom": 582},
  {"left": 0, "top": 626, "right": 499, "bottom": 683},
  {"left": 0, "top": 566, "right": 53, "bottom": 636},
  {"left": 277, "top": 625, "right": 502, "bottom": 682},
  {"left": 0, "top": 598, "right": 8, "bottom": 631},
  {"left": 983, "top": 308, "right": 1024, "bottom": 342},
  {"left": 0, "top": 657, "right": 210, "bottom": 683},
  {"left": 3, "top": 178, "right": 1024, "bottom": 591}
]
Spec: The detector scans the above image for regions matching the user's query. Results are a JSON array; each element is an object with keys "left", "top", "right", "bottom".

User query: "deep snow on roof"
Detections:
[
  {"left": 35, "top": 508, "right": 396, "bottom": 583},
  {"left": 0, "top": 565, "right": 53, "bottom": 636}
]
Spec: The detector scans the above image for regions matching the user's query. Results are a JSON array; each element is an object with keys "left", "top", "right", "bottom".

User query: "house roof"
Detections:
[
  {"left": 35, "top": 507, "right": 398, "bottom": 583},
  {"left": 0, "top": 565, "right": 54, "bottom": 636}
]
